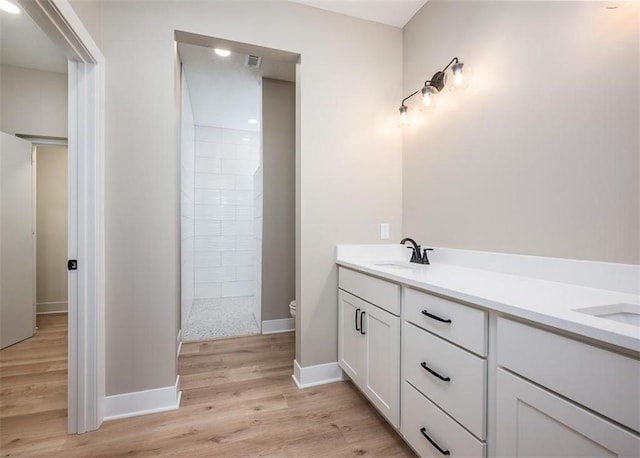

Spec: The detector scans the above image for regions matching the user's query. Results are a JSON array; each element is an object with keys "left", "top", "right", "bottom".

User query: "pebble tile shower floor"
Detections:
[{"left": 183, "top": 296, "right": 259, "bottom": 341}]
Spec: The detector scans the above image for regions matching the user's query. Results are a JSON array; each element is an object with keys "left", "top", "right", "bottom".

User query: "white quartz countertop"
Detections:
[{"left": 336, "top": 252, "right": 640, "bottom": 353}]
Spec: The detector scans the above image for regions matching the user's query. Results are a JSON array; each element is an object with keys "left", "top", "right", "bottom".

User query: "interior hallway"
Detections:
[{"left": 0, "top": 315, "right": 412, "bottom": 456}]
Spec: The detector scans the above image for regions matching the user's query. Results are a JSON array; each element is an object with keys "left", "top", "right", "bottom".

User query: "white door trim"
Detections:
[{"left": 18, "top": 0, "right": 105, "bottom": 434}]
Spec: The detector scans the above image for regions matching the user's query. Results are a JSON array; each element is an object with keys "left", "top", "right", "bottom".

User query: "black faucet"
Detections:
[
  {"left": 422, "top": 247, "right": 434, "bottom": 265},
  {"left": 401, "top": 238, "right": 422, "bottom": 264},
  {"left": 400, "top": 238, "right": 434, "bottom": 265}
]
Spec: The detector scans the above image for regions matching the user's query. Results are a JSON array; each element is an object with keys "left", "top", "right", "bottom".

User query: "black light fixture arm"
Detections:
[
  {"left": 401, "top": 90, "right": 419, "bottom": 107},
  {"left": 441, "top": 57, "right": 460, "bottom": 73}
]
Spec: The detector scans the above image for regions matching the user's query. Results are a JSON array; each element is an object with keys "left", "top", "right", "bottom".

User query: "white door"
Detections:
[
  {"left": 0, "top": 132, "right": 35, "bottom": 349},
  {"left": 338, "top": 290, "right": 365, "bottom": 386},
  {"left": 363, "top": 302, "right": 400, "bottom": 428}
]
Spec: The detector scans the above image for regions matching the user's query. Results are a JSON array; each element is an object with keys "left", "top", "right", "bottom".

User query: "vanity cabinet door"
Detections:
[
  {"left": 362, "top": 302, "right": 400, "bottom": 428},
  {"left": 496, "top": 369, "right": 640, "bottom": 457},
  {"left": 338, "top": 288, "right": 400, "bottom": 428},
  {"left": 338, "top": 290, "right": 365, "bottom": 388}
]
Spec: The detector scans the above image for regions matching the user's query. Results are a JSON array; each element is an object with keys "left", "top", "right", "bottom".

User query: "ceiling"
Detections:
[
  {"left": 0, "top": 0, "right": 426, "bottom": 77},
  {"left": 0, "top": 8, "right": 67, "bottom": 73},
  {"left": 290, "top": 0, "right": 428, "bottom": 28},
  {"left": 178, "top": 41, "right": 296, "bottom": 131}
]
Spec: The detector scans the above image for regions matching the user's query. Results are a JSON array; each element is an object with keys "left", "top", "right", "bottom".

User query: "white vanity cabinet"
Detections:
[
  {"left": 402, "top": 287, "right": 488, "bottom": 457},
  {"left": 335, "top": 260, "right": 640, "bottom": 458},
  {"left": 496, "top": 318, "right": 640, "bottom": 457},
  {"left": 338, "top": 268, "right": 401, "bottom": 428}
]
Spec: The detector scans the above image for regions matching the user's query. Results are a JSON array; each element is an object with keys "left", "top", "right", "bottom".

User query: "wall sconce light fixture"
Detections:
[{"left": 399, "top": 57, "right": 467, "bottom": 125}]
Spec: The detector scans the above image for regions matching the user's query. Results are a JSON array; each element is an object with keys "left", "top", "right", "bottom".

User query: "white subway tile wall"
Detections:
[
  {"left": 235, "top": 176, "right": 253, "bottom": 190},
  {"left": 221, "top": 221, "right": 253, "bottom": 236},
  {"left": 194, "top": 126, "right": 259, "bottom": 300},
  {"left": 195, "top": 221, "right": 221, "bottom": 236},
  {"left": 222, "top": 250, "right": 254, "bottom": 267},
  {"left": 253, "top": 165, "right": 263, "bottom": 323},
  {"left": 181, "top": 71, "right": 196, "bottom": 327},
  {"left": 194, "top": 189, "right": 221, "bottom": 205},
  {"left": 195, "top": 251, "right": 222, "bottom": 268},
  {"left": 236, "top": 265, "right": 253, "bottom": 281},
  {"left": 236, "top": 206, "right": 254, "bottom": 220},
  {"left": 195, "top": 141, "right": 236, "bottom": 159},
  {"left": 221, "top": 281, "right": 254, "bottom": 297},
  {"left": 194, "top": 282, "right": 221, "bottom": 299}
]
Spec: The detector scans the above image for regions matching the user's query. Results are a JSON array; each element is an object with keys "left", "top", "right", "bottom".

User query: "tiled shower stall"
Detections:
[{"left": 181, "top": 117, "right": 261, "bottom": 340}]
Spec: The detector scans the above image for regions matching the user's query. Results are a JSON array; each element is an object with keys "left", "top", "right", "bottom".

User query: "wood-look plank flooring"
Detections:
[{"left": 1, "top": 315, "right": 413, "bottom": 457}]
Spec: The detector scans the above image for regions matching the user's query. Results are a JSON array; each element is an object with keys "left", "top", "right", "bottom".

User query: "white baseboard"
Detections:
[
  {"left": 36, "top": 301, "right": 68, "bottom": 314},
  {"left": 292, "top": 359, "right": 344, "bottom": 389},
  {"left": 262, "top": 318, "right": 295, "bottom": 335},
  {"left": 104, "top": 375, "right": 181, "bottom": 421}
]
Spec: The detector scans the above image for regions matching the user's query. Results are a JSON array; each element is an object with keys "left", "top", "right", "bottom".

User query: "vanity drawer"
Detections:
[
  {"left": 339, "top": 267, "right": 400, "bottom": 316},
  {"left": 497, "top": 317, "right": 640, "bottom": 433},
  {"left": 402, "top": 381, "right": 485, "bottom": 458},
  {"left": 404, "top": 287, "right": 487, "bottom": 356},
  {"left": 403, "top": 322, "right": 487, "bottom": 439}
]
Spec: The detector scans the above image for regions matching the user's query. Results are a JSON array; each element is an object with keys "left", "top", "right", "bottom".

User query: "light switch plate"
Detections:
[{"left": 380, "top": 223, "right": 390, "bottom": 240}]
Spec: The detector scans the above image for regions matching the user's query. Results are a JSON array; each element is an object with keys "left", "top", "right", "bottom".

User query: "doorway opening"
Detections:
[
  {"left": 0, "top": 1, "right": 70, "bottom": 436},
  {"left": 1, "top": 0, "right": 105, "bottom": 435},
  {"left": 34, "top": 144, "right": 69, "bottom": 317},
  {"left": 176, "top": 31, "right": 298, "bottom": 343}
]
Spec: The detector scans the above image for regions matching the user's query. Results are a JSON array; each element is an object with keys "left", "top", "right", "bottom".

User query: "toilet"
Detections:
[{"left": 289, "top": 300, "right": 296, "bottom": 318}]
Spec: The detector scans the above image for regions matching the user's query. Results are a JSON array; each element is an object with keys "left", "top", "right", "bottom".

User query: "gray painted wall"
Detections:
[
  {"left": 35, "top": 146, "right": 68, "bottom": 312},
  {"left": 261, "top": 79, "right": 295, "bottom": 321},
  {"left": 0, "top": 65, "right": 67, "bottom": 138},
  {"left": 100, "top": 1, "right": 402, "bottom": 395},
  {"left": 403, "top": 1, "right": 639, "bottom": 264}
]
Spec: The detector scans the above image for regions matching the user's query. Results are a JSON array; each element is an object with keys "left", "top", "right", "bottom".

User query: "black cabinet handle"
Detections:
[
  {"left": 355, "top": 308, "right": 361, "bottom": 331},
  {"left": 421, "top": 309, "right": 452, "bottom": 324},
  {"left": 420, "top": 427, "right": 450, "bottom": 456},
  {"left": 360, "top": 311, "right": 365, "bottom": 335},
  {"left": 420, "top": 362, "right": 451, "bottom": 382}
]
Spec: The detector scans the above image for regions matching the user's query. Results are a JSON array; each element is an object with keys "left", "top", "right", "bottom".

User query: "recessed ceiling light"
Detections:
[
  {"left": 248, "top": 119, "right": 258, "bottom": 125},
  {"left": 214, "top": 48, "right": 231, "bottom": 57},
  {"left": 0, "top": 0, "right": 21, "bottom": 14}
]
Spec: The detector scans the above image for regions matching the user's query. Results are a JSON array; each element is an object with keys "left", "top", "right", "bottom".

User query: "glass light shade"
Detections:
[
  {"left": 420, "top": 85, "right": 438, "bottom": 110},
  {"left": 399, "top": 105, "right": 408, "bottom": 125},
  {"left": 448, "top": 62, "right": 470, "bottom": 91}
]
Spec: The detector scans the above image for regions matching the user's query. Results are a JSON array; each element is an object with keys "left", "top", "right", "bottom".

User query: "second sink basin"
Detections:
[{"left": 573, "top": 303, "right": 640, "bottom": 327}]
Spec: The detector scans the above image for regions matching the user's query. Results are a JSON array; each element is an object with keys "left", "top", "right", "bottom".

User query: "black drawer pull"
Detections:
[
  {"left": 360, "top": 311, "right": 366, "bottom": 335},
  {"left": 355, "top": 308, "right": 361, "bottom": 331},
  {"left": 420, "top": 427, "right": 450, "bottom": 455},
  {"left": 420, "top": 362, "right": 451, "bottom": 382},
  {"left": 421, "top": 310, "right": 452, "bottom": 324}
]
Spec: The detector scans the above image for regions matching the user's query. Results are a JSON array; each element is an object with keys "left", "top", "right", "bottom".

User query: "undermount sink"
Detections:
[
  {"left": 573, "top": 303, "right": 640, "bottom": 327},
  {"left": 373, "top": 262, "right": 415, "bottom": 272}
]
